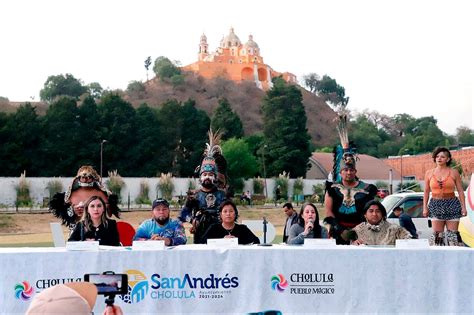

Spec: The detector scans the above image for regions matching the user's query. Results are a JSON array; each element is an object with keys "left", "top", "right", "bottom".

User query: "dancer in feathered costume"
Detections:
[
  {"left": 323, "top": 109, "right": 377, "bottom": 244},
  {"left": 179, "top": 129, "right": 227, "bottom": 244},
  {"left": 49, "top": 165, "right": 120, "bottom": 234}
]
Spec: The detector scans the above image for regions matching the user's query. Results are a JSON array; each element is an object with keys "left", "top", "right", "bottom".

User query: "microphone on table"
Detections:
[{"left": 259, "top": 216, "right": 272, "bottom": 246}]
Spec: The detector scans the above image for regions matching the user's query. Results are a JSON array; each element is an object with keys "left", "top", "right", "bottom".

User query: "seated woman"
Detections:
[
  {"left": 352, "top": 200, "right": 411, "bottom": 246},
  {"left": 202, "top": 200, "right": 260, "bottom": 245},
  {"left": 287, "top": 203, "right": 328, "bottom": 244},
  {"left": 69, "top": 196, "right": 120, "bottom": 246}
]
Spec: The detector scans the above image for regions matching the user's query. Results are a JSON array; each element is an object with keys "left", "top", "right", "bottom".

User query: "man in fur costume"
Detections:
[
  {"left": 179, "top": 130, "right": 227, "bottom": 244},
  {"left": 323, "top": 111, "right": 377, "bottom": 244},
  {"left": 49, "top": 166, "right": 120, "bottom": 234}
]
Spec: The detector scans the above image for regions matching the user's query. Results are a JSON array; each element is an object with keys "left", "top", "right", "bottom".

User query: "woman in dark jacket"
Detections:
[
  {"left": 202, "top": 200, "right": 260, "bottom": 245},
  {"left": 69, "top": 196, "right": 120, "bottom": 246}
]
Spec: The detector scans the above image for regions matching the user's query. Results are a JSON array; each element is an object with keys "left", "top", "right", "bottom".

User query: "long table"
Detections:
[{"left": 1, "top": 245, "right": 473, "bottom": 314}]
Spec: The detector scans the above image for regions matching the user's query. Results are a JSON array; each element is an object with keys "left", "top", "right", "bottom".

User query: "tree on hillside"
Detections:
[
  {"left": 262, "top": 78, "right": 311, "bottom": 178},
  {"left": 221, "top": 138, "right": 258, "bottom": 183},
  {"left": 145, "top": 56, "right": 152, "bottom": 81},
  {"left": 302, "top": 73, "right": 320, "bottom": 93},
  {"left": 40, "top": 74, "right": 87, "bottom": 102},
  {"left": 302, "top": 73, "right": 348, "bottom": 108},
  {"left": 126, "top": 80, "right": 146, "bottom": 98},
  {"left": 87, "top": 82, "right": 104, "bottom": 99},
  {"left": 456, "top": 126, "right": 474, "bottom": 145},
  {"left": 153, "top": 56, "right": 181, "bottom": 81},
  {"left": 211, "top": 98, "right": 243, "bottom": 140}
]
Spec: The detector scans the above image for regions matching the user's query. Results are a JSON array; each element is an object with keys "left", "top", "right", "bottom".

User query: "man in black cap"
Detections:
[{"left": 134, "top": 198, "right": 187, "bottom": 246}]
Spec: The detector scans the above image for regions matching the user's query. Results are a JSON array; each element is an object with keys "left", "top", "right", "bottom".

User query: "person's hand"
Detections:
[
  {"left": 150, "top": 235, "right": 171, "bottom": 246},
  {"left": 351, "top": 239, "right": 364, "bottom": 246},
  {"left": 422, "top": 207, "right": 429, "bottom": 217},
  {"left": 224, "top": 235, "right": 236, "bottom": 239},
  {"left": 461, "top": 207, "right": 467, "bottom": 216},
  {"left": 303, "top": 220, "right": 314, "bottom": 236},
  {"left": 103, "top": 305, "right": 123, "bottom": 315},
  {"left": 85, "top": 238, "right": 95, "bottom": 241}
]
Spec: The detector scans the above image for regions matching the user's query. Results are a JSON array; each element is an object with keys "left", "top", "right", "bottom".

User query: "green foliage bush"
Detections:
[
  {"left": 293, "top": 177, "right": 304, "bottom": 196},
  {"left": 106, "top": 170, "right": 125, "bottom": 202},
  {"left": 15, "top": 172, "right": 32, "bottom": 207},
  {"left": 46, "top": 179, "right": 63, "bottom": 198},
  {"left": 253, "top": 177, "right": 264, "bottom": 195},
  {"left": 135, "top": 180, "right": 151, "bottom": 205},
  {"left": 157, "top": 173, "right": 175, "bottom": 200},
  {"left": 312, "top": 183, "right": 325, "bottom": 203},
  {"left": 231, "top": 177, "right": 245, "bottom": 194},
  {"left": 275, "top": 172, "right": 289, "bottom": 201}
]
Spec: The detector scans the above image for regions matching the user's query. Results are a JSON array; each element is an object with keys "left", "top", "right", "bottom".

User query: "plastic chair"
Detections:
[{"left": 117, "top": 221, "right": 136, "bottom": 246}]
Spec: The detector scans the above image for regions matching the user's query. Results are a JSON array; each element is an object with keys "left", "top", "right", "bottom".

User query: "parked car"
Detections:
[
  {"left": 382, "top": 191, "right": 469, "bottom": 242},
  {"left": 381, "top": 192, "right": 431, "bottom": 239}
]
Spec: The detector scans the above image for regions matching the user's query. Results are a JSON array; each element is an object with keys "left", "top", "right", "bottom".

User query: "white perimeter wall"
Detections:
[{"left": 0, "top": 177, "right": 413, "bottom": 208}]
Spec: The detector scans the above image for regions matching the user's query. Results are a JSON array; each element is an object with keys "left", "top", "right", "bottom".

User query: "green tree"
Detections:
[
  {"left": 308, "top": 74, "right": 349, "bottom": 108},
  {"left": 177, "top": 99, "right": 210, "bottom": 177},
  {"left": 98, "top": 93, "right": 137, "bottom": 175},
  {"left": 456, "top": 126, "right": 474, "bottom": 145},
  {"left": 262, "top": 78, "right": 311, "bottom": 177},
  {"left": 0, "top": 103, "right": 42, "bottom": 175},
  {"left": 302, "top": 72, "right": 320, "bottom": 93},
  {"left": 144, "top": 56, "right": 152, "bottom": 81},
  {"left": 221, "top": 138, "right": 258, "bottom": 181},
  {"left": 153, "top": 56, "right": 181, "bottom": 81},
  {"left": 155, "top": 99, "right": 182, "bottom": 174},
  {"left": 211, "top": 98, "right": 243, "bottom": 140},
  {"left": 39, "top": 73, "right": 87, "bottom": 102},
  {"left": 41, "top": 97, "right": 81, "bottom": 175},
  {"left": 76, "top": 96, "right": 101, "bottom": 167},
  {"left": 131, "top": 103, "right": 162, "bottom": 176},
  {"left": 86, "top": 82, "right": 103, "bottom": 99},
  {"left": 126, "top": 80, "right": 146, "bottom": 97}
]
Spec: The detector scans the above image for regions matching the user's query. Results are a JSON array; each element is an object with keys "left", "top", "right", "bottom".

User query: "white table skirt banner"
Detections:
[{"left": 1, "top": 245, "right": 473, "bottom": 314}]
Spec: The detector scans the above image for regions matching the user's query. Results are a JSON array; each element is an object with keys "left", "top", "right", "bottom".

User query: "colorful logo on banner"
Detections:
[
  {"left": 15, "top": 281, "right": 34, "bottom": 301},
  {"left": 270, "top": 274, "right": 288, "bottom": 292},
  {"left": 121, "top": 269, "right": 149, "bottom": 304},
  {"left": 271, "top": 273, "right": 335, "bottom": 295}
]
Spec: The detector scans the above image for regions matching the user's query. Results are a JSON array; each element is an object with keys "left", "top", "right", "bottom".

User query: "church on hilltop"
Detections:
[{"left": 182, "top": 28, "right": 297, "bottom": 90}]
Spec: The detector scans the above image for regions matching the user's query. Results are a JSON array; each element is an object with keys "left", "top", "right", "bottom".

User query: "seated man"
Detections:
[
  {"left": 352, "top": 200, "right": 411, "bottom": 246},
  {"left": 134, "top": 198, "right": 187, "bottom": 246},
  {"left": 393, "top": 206, "right": 418, "bottom": 239}
]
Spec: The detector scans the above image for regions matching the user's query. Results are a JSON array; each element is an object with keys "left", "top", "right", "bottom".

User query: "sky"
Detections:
[{"left": 1, "top": 0, "right": 473, "bottom": 135}]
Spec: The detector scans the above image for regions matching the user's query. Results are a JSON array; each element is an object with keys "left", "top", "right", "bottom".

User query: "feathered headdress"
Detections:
[
  {"left": 332, "top": 109, "right": 358, "bottom": 183},
  {"left": 50, "top": 165, "right": 120, "bottom": 227},
  {"left": 195, "top": 129, "right": 228, "bottom": 189}
]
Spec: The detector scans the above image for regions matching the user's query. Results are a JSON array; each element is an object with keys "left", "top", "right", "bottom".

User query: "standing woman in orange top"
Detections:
[{"left": 423, "top": 147, "right": 467, "bottom": 245}]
